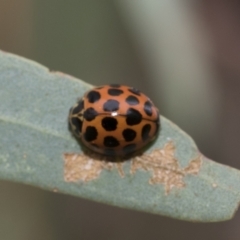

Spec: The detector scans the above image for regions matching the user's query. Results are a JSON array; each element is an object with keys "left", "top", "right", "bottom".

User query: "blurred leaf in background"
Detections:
[{"left": 1, "top": 0, "right": 240, "bottom": 240}]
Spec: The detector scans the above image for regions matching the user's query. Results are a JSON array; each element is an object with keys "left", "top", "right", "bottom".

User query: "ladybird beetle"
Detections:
[{"left": 68, "top": 84, "right": 160, "bottom": 157}]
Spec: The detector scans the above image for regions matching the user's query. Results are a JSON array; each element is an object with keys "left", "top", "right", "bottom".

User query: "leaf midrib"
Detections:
[{"left": 0, "top": 114, "right": 71, "bottom": 140}]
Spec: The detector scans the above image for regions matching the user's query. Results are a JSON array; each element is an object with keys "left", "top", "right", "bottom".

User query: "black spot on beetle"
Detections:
[
  {"left": 144, "top": 101, "right": 153, "bottom": 116},
  {"left": 102, "top": 117, "right": 118, "bottom": 131},
  {"left": 103, "top": 99, "right": 120, "bottom": 112},
  {"left": 71, "top": 117, "right": 83, "bottom": 134},
  {"left": 125, "top": 95, "right": 139, "bottom": 106},
  {"left": 87, "top": 91, "right": 101, "bottom": 103},
  {"left": 122, "top": 128, "right": 137, "bottom": 142},
  {"left": 83, "top": 107, "right": 98, "bottom": 121},
  {"left": 126, "top": 108, "right": 142, "bottom": 125},
  {"left": 108, "top": 88, "right": 124, "bottom": 96},
  {"left": 72, "top": 99, "right": 84, "bottom": 115},
  {"left": 141, "top": 124, "right": 151, "bottom": 141},
  {"left": 104, "top": 136, "right": 120, "bottom": 147},
  {"left": 122, "top": 143, "right": 137, "bottom": 154},
  {"left": 128, "top": 87, "right": 141, "bottom": 96},
  {"left": 84, "top": 126, "right": 98, "bottom": 142}
]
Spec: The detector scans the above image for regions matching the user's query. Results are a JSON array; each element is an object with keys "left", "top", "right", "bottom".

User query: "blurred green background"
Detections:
[{"left": 1, "top": 0, "right": 240, "bottom": 239}]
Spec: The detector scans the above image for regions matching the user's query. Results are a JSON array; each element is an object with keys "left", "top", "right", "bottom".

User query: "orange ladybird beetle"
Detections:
[{"left": 68, "top": 84, "right": 160, "bottom": 157}]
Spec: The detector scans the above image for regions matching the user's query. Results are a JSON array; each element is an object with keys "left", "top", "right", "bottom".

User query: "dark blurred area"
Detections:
[{"left": 1, "top": 0, "right": 240, "bottom": 239}]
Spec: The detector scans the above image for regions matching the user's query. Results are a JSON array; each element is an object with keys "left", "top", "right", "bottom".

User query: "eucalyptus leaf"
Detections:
[{"left": 0, "top": 51, "right": 240, "bottom": 222}]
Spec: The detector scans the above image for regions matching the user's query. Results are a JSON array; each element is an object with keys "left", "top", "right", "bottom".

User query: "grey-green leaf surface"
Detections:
[{"left": 0, "top": 51, "right": 240, "bottom": 222}]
